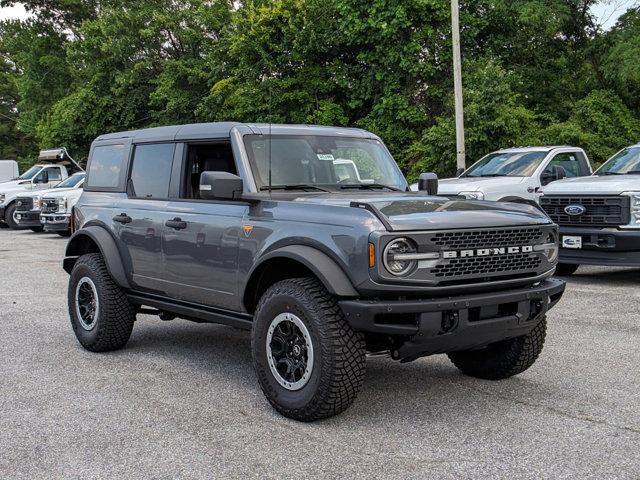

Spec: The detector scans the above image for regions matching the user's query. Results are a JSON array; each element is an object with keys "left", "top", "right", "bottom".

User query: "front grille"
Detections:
[
  {"left": 431, "top": 253, "right": 542, "bottom": 278},
  {"left": 41, "top": 198, "right": 59, "bottom": 213},
  {"left": 430, "top": 227, "right": 545, "bottom": 249},
  {"left": 540, "top": 196, "right": 630, "bottom": 227},
  {"left": 15, "top": 197, "right": 33, "bottom": 212}
]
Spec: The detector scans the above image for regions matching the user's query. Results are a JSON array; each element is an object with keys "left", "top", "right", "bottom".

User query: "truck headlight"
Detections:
[
  {"left": 33, "top": 198, "right": 41, "bottom": 209},
  {"left": 383, "top": 238, "right": 418, "bottom": 276},
  {"left": 459, "top": 191, "right": 484, "bottom": 200},
  {"left": 621, "top": 192, "right": 640, "bottom": 228},
  {"left": 61, "top": 197, "right": 68, "bottom": 212},
  {"left": 0, "top": 194, "right": 5, "bottom": 204},
  {"left": 534, "top": 230, "right": 559, "bottom": 263}
]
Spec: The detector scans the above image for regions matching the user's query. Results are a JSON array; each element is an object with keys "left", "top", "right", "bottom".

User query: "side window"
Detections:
[
  {"left": 46, "top": 167, "right": 62, "bottom": 182},
  {"left": 181, "top": 143, "right": 237, "bottom": 199},
  {"left": 87, "top": 144, "right": 127, "bottom": 189},
  {"left": 546, "top": 153, "right": 581, "bottom": 177},
  {"left": 129, "top": 143, "right": 175, "bottom": 199}
]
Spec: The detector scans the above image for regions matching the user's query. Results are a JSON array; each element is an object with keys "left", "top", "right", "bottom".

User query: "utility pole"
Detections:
[{"left": 451, "top": 0, "right": 466, "bottom": 170}]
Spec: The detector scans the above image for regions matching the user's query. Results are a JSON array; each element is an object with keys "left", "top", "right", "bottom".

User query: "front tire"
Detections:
[
  {"left": 4, "top": 203, "right": 24, "bottom": 230},
  {"left": 251, "top": 277, "right": 366, "bottom": 421},
  {"left": 555, "top": 263, "right": 579, "bottom": 276},
  {"left": 448, "top": 317, "right": 547, "bottom": 380},
  {"left": 30, "top": 226, "right": 44, "bottom": 233},
  {"left": 68, "top": 253, "right": 136, "bottom": 352}
]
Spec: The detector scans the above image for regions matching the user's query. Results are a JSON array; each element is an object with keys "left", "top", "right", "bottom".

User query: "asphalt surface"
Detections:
[{"left": 0, "top": 228, "right": 638, "bottom": 479}]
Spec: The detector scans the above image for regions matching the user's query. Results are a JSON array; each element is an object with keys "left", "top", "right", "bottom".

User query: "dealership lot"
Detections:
[{"left": 0, "top": 229, "right": 638, "bottom": 479}]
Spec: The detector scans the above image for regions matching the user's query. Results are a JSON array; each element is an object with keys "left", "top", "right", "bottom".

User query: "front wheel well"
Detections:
[{"left": 243, "top": 258, "right": 317, "bottom": 314}]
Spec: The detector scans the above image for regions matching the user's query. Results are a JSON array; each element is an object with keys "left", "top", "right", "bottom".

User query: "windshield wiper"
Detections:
[
  {"left": 475, "top": 173, "right": 508, "bottom": 177},
  {"left": 339, "top": 183, "right": 402, "bottom": 191},
  {"left": 602, "top": 171, "right": 623, "bottom": 175},
  {"left": 259, "top": 184, "right": 331, "bottom": 192}
]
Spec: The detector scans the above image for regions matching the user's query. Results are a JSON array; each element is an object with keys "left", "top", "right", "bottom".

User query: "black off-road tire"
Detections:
[
  {"left": 29, "top": 226, "right": 44, "bottom": 233},
  {"left": 448, "top": 317, "right": 547, "bottom": 380},
  {"left": 56, "top": 230, "right": 71, "bottom": 237},
  {"left": 4, "top": 203, "right": 25, "bottom": 230},
  {"left": 251, "top": 277, "right": 366, "bottom": 421},
  {"left": 68, "top": 253, "right": 136, "bottom": 352},
  {"left": 555, "top": 263, "right": 579, "bottom": 276}
]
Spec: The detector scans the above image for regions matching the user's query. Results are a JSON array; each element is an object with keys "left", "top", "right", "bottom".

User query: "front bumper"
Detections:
[
  {"left": 558, "top": 226, "right": 640, "bottom": 267},
  {"left": 339, "top": 278, "right": 565, "bottom": 361},
  {"left": 41, "top": 214, "right": 70, "bottom": 231},
  {"left": 15, "top": 210, "right": 42, "bottom": 227}
]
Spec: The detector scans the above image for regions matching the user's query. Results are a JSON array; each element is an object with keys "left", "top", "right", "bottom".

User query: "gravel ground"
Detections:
[{"left": 0, "top": 228, "right": 638, "bottom": 479}]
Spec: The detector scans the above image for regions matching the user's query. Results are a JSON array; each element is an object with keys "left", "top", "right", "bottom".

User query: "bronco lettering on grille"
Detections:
[{"left": 442, "top": 245, "right": 533, "bottom": 259}]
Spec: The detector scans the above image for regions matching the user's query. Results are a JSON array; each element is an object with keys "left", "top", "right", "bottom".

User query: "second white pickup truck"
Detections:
[{"left": 434, "top": 146, "right": 592, "bottom": 205}]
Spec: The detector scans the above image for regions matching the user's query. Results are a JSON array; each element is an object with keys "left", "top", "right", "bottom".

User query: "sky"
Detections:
[{"left": 0, "top": 1, "right": 637, "bottom": 29}]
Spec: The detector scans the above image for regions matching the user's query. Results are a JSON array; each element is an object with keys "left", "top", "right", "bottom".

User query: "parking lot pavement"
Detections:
[{"left": 0, "top": 229, "right": 638, "bottom": 479}]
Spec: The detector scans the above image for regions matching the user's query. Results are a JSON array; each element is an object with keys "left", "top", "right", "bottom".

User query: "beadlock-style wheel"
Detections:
[
  {"left": 266, "top": 312, "right": 314, "bottom": 391},
  {"left": 75, "top": 277, "right": 99, "bottom": 331}
]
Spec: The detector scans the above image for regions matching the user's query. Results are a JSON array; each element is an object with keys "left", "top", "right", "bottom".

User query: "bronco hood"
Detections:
[{"left": 292, "top": 193, "right": 550, "bottom": 231}]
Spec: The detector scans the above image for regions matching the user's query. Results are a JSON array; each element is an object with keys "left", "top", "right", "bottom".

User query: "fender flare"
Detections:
[
  {"left": 246, "top": 245, "right": 358, "bottom": 298},
  {"left": 63, "top": 226, "right": 131, "bottom": 289}
]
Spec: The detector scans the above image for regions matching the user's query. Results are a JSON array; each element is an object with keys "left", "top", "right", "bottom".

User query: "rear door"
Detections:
[
  {"left": 115, "top": 142, "right": 176, "bottom": 293},
  {"left": 161, "top": 141, "right": 248, "bottom": 310}
]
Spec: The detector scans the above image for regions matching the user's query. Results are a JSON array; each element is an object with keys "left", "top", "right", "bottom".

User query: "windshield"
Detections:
[
  {"left": 55, "top": 173, "right": 85, "bottom": 188},
  {"left": 463, "top": 151, "right": 548, "bottom": 177},
  {"left": 595, "top": 146, "right": 640, "bottom": 175},
  {"left": 18, "top": 166, "right": 42, "bottom": 180},
  {"left": 243, "top": 135, "right": 407, "bottom": 191}
]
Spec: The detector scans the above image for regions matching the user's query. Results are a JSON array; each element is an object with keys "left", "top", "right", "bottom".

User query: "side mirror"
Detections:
[
  {"left": 541, "top": 165, "right": 567, "bottom": 186},
  {"left": 199, "top": 171, "right": 243, "bottom": 200},
  {"left": 418, "top": 172, "right": 438, "bottom": 195},
  {"left": 455, "top": 167, "right": 465, "bottom": 177},
  {"left": 34, "top": 171, "right": 49, "bottom": 184}
]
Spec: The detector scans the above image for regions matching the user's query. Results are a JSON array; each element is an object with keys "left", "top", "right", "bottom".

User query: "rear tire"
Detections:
[
  {"left": 555, "top": 263, "right": 579, "bottom": 276},
  {"left": 68, "top": 253, "right": 136, "bottom": 352},
  {"left": 4, "top": 203, "right": 25, "bottom": 230},
  {"left": 30, "top": 226, "right": 44, "bottom": 233},
  {"left": 448, "top": 317, "right": 547, "bottom": 380},
  {"left": 251, "top": 277, "right": 366, "bottom": 421}
]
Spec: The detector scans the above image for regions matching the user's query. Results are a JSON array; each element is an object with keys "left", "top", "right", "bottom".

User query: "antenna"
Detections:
[{"left": 268, "top": 86, "right": 272, "bottom": 198}]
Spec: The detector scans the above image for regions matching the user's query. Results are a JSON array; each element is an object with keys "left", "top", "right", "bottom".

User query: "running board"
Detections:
[{"left": 126, "top": 292, "right": 253, "bottom": 330}]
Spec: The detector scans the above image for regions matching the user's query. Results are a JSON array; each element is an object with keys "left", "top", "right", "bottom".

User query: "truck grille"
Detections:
[
  {"left": 540, "top": 196, "right": 629, "bottom": 227},
  {"left": 15, "top": 197, "right": 33, "bottom": 212},
  {"left": 41, "top": 198, "right": 59, "bottom": 213},
  {"left": 432, "top": 253, "right": 542, "bottom": 278},
  {"left": 430, "top": 227, "right": 545, "bottom": 249}
]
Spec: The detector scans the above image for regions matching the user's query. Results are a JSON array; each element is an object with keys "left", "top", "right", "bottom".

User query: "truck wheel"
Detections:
[
  {"left": 67, "top": 253, "right": 136, "bottom": 352},
  {"left": 251, "top": 277, "right": 366, "bottom": 421},
  {"left": 448, "top": 317, "right": 546, "bottom": 380},
  {"left": 555, "top": 263, "right": 579, "bottom": 276},
  {"left": 56, "top": 230, "right": 71, "bottom": 237},
  {"left": 30, "top": 226, "right": 44, "bottom": 233},
  {"left": 4, "top": 203, "right": 25, "bottom": 230}
]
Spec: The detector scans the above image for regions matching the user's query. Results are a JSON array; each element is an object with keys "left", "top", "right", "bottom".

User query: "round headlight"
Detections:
[{"left": 383, "top": 238, "right": 418, "bottom": 276}]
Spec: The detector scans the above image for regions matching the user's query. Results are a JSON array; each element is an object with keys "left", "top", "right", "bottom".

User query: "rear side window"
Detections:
[
  {"left": 129, "top": 143, "right": 175, "bottom": 199},
  {"left": 87, "top": 144, "right": 127, "bottom": 188}
]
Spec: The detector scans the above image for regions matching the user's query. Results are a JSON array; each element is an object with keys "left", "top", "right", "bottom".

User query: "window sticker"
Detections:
[{"left": 317, "top": 154, "right": 335, "bottom": 161}]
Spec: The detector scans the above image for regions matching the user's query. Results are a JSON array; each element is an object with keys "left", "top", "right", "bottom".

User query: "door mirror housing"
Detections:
[
  {"left": 34, "top": 171, "right": 49, "bottom": 184},
  {"left": 199, "top": 171, "right": 244, "bottom": 200},
  {"left": 455, "top": 167, "right": 465, "bottom": 177},
  {"left": 418, "top": 172, "right": 438, "bottom": 195},
  {"left": 541, "top": 165, "right": 567, "bottom": 186}
]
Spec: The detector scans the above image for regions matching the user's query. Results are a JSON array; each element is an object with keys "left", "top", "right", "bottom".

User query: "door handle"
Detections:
[
  {"left": 113, "top": 213, "right": 132, "bottom": 224},
  {"left": 165, "top": 217, "right": 187, "bottom": 230}
]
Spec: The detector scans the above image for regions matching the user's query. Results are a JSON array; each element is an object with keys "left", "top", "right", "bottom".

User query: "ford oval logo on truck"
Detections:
[{"left": 564, "top": 205, "right": 586, "bottom": 216}]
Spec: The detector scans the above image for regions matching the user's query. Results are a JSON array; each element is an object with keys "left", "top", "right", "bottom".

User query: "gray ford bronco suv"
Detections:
[{"left": 64, "top": 123, "right": 565, "bottom": 421}]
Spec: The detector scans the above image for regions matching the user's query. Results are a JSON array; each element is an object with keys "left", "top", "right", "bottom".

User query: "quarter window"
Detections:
[
  {"left": 129, "top": 143, "right": 175, "bottom": 199},
  {"left": 87, "top": 144, "right": 128, "bottom": 188}
]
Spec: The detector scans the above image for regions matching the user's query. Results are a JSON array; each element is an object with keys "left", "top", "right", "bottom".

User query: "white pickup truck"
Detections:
[
  {"left": 431, "top": 146, "right": 592, "bottom": 205},
  {"left": 0, "top": 148, "right": 83, "bottom": 229},
  {"left": 540, "top": 142, "right": 640, "bottom": 275}
]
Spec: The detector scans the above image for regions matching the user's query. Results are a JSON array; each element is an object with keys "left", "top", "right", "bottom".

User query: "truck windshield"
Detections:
[
  {"left": 55, "top": 173, "right": 85, "bottom": 188},
  {"left": 243, "top": 135, "right": 407, "bottom": 191},
  {"left": 594, "top": 146, "right": 640, "bottom": 175},
  {"left": 463, "top": 151, "right": 548, "bottom": 177},
  {"left": 18, "top": 166, "right": 42, "bottom": 180}
]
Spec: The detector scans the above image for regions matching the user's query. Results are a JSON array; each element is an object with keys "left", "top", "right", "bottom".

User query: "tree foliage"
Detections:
[{"left": 0, "top": 0, "right": 638, "bottom": 175}]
